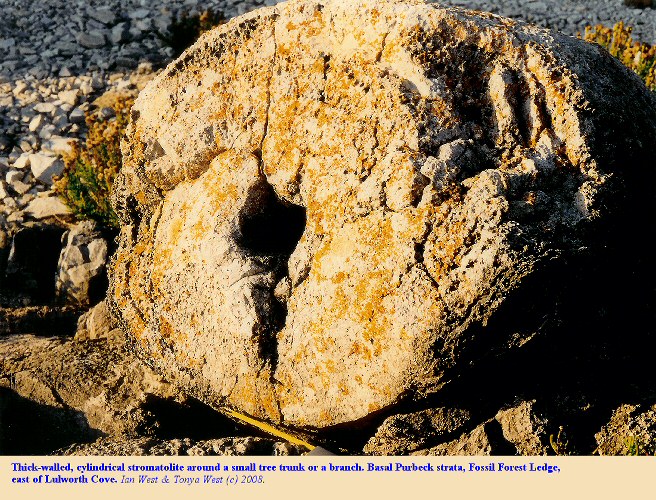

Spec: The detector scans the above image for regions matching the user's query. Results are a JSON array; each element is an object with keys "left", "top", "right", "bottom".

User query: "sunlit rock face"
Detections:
[{"left": 110, "top": 0, "right": 656, "bottom": 429}]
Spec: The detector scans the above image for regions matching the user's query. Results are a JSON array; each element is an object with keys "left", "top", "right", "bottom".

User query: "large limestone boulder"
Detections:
[{"left": 110, "top": 0, "right": 656, "bottom": 430}]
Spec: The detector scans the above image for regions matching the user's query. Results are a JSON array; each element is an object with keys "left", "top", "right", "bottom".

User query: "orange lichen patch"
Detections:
[
  {"left": 228, "top": 373, "right": 281, "bottom": 422},
  {"left": 159, "top": 316, "right": 175, "bottom": 340},
  {"left": 189, "top": 313, "right": 199, "bottom": 329},
  {"left": 333, "top": 271, "right": 347, "bottom": 284},
  {"left": 313, "top": 334, "right": 336, "bottom": 354},
  {"left": 325, "top": 359, "right": 337, "bottom": 373},
  {"left": 313, "top": 364, "right": 332, "bottom": 391},
  {"left": 302, "top": 211, "right": 422, "bottom": 378},
  {"left": 370, "top": 8, "right": 380, "bottom": 23},
  {"left": 305, "top": 189, "right": 342, "bottom": 236},
  {"left": 192, "top": 218, "right": 210, "bottom": 240},
  {"left": 291, "top": 340, "right": 314, "bottom": 366},
  {"left": 424, "top": 215, "right": 467, "bottom": 281},
  {"left": 134, "top": 191, "right": 148, "bottom": 205},
  {"left": 125, "top": 233, "right": 155, "bottom": 323},
  {"left": 368, "top": 402, "right": 382, "bottom": 413},
  {"left": 348, "top": 342, "right": 373, "bottom": 361}
]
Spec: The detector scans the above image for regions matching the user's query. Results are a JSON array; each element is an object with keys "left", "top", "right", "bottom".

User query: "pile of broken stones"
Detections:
[{"left": 3, "top": 0, "right": 656, "bottom": 457}]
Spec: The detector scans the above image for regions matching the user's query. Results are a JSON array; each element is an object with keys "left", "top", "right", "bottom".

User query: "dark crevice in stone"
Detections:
[
  {"left": 236, "top": 180, "right": 306, "bottom": 374},
  {"left": 237, "top": 182, "right": 306, "bottom": 257},
  {"left": 125, "top": 194, "right": 142, "bottom": 239},
  {"left": 2, "top": 225, "right": 66, "bottom": 305},
  {"left": 138, "top": 395, "right": 245, "bottom": 440},
  {"left": 509, "top": 69, "right": 532, "bottom": 147}
]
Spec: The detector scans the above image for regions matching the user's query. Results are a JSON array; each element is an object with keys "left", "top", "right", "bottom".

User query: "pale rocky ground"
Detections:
[{"left": 1, "top": 0, "right": 656, "bottom": 456}]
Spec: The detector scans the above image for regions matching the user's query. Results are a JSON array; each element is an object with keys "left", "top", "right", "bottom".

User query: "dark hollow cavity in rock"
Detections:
[
  {"left": 236, "top": 182, "right": 306, "bottom": 259},
  {"left": 236, "top": 180, "right": 307, "bottom": 371},
  {"left": 3, "top": 225, "right": 66, "bottom": 304}
]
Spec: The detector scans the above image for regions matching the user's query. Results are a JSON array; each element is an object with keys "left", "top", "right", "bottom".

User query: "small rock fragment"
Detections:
[{"left": 29, "top": 153, "right": 65, "bottom": 184}]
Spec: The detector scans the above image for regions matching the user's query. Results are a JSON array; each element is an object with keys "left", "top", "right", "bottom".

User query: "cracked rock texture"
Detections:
[
  {"left": 595, "top": 403, "right": 656, "bottom": 455},
  {"left": 55, "top": 221, "right": 109, "bottom": 307},
  {"left": 110, "top": 0, "right": 656, "bottom": 430},
  {"left": 56, "top": 436, "right": 304, "bottom": 456}
]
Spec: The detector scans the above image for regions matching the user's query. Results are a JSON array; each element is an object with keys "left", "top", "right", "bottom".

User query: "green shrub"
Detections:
[
  {"left": 582, "top": 22, "right": 656, "bottom": 91},
  {"left": 625, "top": 435, "right": 656, "bottom": 456},
  {"left": 54, "top": 9, "right": 225, "bottom": 230},
  {"left": 54, "top": 95, "right": 134, "bottom": 229}
]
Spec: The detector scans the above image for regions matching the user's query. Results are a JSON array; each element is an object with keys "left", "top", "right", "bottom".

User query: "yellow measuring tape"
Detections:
[{"left": 222, "top": 408, "right": 317, "bottom": 451}]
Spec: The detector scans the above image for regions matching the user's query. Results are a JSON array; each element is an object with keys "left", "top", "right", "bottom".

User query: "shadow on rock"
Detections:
[{"left": 0, "top": 387, "right": 102, "bottom": 455}]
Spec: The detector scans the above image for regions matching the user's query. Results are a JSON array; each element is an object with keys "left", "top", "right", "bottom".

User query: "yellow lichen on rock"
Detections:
[{"left": 109, "top": 0, "right": 656, "bottom": 429}]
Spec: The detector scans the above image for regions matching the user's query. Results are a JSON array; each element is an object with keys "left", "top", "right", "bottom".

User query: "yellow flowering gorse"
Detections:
[{"left": 583, "top": 22, "right": 656, "bottom": 91}]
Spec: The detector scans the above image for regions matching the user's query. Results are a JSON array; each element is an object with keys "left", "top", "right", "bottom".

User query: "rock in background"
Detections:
[
  {"left": 110, "top": 0, "right": 656, "bottom": 441},
  {"left": 74, "top": 298, "right": 124, "bottom": 344},
  {"left": 55, "top": 221, "right": 109, "bottom": 307}
]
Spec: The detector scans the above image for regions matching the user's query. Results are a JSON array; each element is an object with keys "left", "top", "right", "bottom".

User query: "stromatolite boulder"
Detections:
[{"left": 110, "top": 0, "right": 656, "bottom": 429}]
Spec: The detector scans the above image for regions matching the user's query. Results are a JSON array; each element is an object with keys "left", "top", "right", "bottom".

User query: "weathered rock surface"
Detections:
[
  {"left": 74, "top": 298, "right": 124, "bottom": 344},
  {"left": 29, "top": 153, "right": 65, "bottom": 185},
  {"left": 595, "top": 403, "right": 656, "bottom": 456},
  {"left": 0, "top": 305, "right": 80, "bottom": 336},
  {"left": 364, "top": 407, "right": 472, "bottom": 455},
  {"left": 55, "top": 221, "right": 108, "bottom": 306},
  {"left": 367, "top": 400, "right": 550, "bottom": 455},
  {"left": 495, "top": 400, "right": 550, "bottom": 455},
  {"left": 23, "top": 194, "right": 73, "bottom": 221},
  {"left": 56, "top": 436, "right": 304, "bottom": 456},
  {"left": 110, "top": 0, "right": 656, "bottom": 430},
  {"left": 0, "top": 334, "right": 188, "bottom": 453},
  {"left": 412, "top": 421, "right": 499, "bottom": 456}
]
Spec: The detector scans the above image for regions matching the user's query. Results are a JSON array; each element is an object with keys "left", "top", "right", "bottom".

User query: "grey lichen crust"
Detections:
[{"left": 109, "top": 0, "right": 656, "bottom": 429}]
